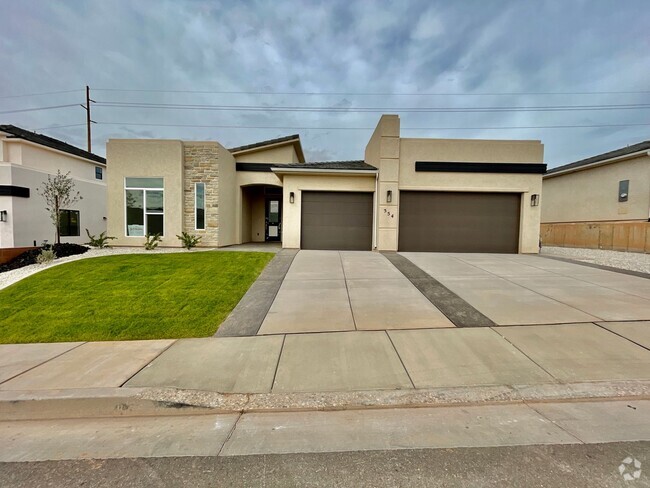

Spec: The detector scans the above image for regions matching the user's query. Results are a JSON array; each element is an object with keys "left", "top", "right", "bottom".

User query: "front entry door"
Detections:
[{"left": 265, "top": 198, "right": 281, "bottom": 241}]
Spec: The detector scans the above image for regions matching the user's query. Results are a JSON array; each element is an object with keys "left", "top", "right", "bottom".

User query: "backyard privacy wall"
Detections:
[{"left": 541, "top": 221, "right": 650, "bottom": 253}]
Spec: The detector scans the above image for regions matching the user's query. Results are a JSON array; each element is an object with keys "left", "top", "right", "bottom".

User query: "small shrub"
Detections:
[
  {"left": 85, "top": 229, "right": 116, "bottom": 248},
  {"left": 35, "top": 249, "right": 56, "bottom": 264},
  {"left": 176, "top": 232, "right": 201, "bottom": 250},
  {"left": 144, "top": 233, "right": 161, "bottom": 250}
]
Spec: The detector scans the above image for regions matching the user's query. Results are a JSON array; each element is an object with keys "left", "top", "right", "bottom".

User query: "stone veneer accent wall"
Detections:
[{"left": 183, "top": 142, "right": 220, "bottom": 246}]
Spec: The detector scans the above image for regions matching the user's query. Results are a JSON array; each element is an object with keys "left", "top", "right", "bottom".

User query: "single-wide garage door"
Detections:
[
  {"left": 399, "top": 191, "right": 521, "bottom": 253},
  {"left": 301, "top": 191, "right": 373, "bottom": 250}
]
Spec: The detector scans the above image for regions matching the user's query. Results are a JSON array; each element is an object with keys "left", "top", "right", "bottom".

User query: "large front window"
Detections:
[{"left": 125, "top": 177, "right": 164, "bottom": 236}]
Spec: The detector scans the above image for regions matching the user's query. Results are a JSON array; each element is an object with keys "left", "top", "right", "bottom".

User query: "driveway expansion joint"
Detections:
[{"left": 381, "top": 252, "right": 495, "bottom": 327}]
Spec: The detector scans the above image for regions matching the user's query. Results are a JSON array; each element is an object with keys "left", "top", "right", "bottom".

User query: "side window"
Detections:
[
  {"left": 195, "top": 183, "right": 205, "bottom": 230},
  {"left": 59, "top": 210, "right": 80, "bottom": 237},
  {"left": 619, "top": 180, "right": 629, "bottom": 202},
  {"left": 95, "top": 166, "right": 103, "bottom": 180}
]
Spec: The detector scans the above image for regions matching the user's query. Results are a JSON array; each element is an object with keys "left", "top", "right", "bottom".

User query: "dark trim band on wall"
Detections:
[
  {"left": 415, "top": 161, "right": 547, "bottom": 174},
  {"left": 0, "top": 185, "right": 30, "bottom": 198},
  {"left": 236, "top": 162, "right": 276, "bottom": 172}
]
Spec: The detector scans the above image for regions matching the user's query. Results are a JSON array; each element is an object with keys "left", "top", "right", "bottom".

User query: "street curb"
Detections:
[{"left": 2, "top": 380, "right": 649, "bottom": 421}]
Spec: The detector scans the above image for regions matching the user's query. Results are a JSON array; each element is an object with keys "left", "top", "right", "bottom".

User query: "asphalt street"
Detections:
[{"left": 1, "top": 442, "right": 648, "bottom": 487}]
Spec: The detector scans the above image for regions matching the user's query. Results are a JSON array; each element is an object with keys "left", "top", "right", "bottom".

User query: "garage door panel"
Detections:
[
  {"left": 399, "top": 192, "right": 520, "bottom": 253},
  {"left": 301, "top": 191, "right": 373, "bottom": 251}
]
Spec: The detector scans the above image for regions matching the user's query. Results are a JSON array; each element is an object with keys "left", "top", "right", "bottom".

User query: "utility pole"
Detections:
[{"left": 81, "top": 85, "right": 94, "bottom": 153}]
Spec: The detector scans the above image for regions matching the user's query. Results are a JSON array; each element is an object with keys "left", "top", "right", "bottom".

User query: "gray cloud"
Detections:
[{"left": 0, "top": 0, "right": 649, "bottom": 166}]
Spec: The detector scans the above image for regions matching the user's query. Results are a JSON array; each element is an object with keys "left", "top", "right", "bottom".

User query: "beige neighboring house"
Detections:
[
  {"left": 0, "top": 125, "right": 107, "bottom": 250},
  {"left": 541, "top": 140, "right": 650, "bottom": 252},
  {"left": 107, "top": 115, "right": 545, "bottom": 253}
]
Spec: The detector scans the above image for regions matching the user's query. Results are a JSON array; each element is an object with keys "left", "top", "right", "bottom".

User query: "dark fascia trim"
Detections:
[
  {"left": 415, "top": 161, "right": 547, "bottom": 174},
  {"left": 0, "top": 185, "right": 30, "bottom": 198},
  {"left": 236, "top": 162, "right": 276, "bottom": 172}
]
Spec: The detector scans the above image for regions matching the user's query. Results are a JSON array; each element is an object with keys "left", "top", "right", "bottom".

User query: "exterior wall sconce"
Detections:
[
  {"left": 0, "top": 210, "right": 7, "bottom": 222},
  {"left": 530, "top": 194, "right": 540, "bottom": 207},
  {"left": 289, "top": 192, "right": 295, "bottom": 204},
  {"left": 387, "top": 190, "right": 392, "bottom": 203}
]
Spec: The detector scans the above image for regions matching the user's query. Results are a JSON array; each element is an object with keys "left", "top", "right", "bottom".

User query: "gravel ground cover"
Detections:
[{"left": 541, "top": 246, "right": 650, "bottom": 274}]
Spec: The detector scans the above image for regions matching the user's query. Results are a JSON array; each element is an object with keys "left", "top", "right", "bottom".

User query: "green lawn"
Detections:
[{"left": 0, "top": 251, "right": 274, "bottom": 343}]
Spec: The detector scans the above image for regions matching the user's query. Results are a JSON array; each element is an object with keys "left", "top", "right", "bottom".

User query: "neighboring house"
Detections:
[
  {"left": 541, "top": 140, "right": 650, "bottom": 252},
  {"left": 107, "top": 114, "right": 545, "bottom": 253},
  {"left": 0, "top": 125, "right": 107, "bottom": 249}
]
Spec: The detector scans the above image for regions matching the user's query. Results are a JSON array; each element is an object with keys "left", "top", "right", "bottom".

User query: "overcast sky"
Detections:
[{"left": 1, "top": 0, "right": 649, "bottom": 167}]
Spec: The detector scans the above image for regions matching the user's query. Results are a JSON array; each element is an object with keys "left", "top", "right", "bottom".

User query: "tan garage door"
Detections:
[
  {"left": 398, "top": 191, "right": 521, "bottom": 253},
  {"left": 301, "top": 191, "right": 373, "bottom": 250}
]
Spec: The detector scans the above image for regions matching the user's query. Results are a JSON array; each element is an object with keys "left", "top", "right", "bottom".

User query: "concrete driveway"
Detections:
[
  {"left": 403, "top": 252, "right": 650, "bottom": 325},
  {"left": 258, "top": 251, "right": 454, "bottom": 334},
  {"left": 247, "top": 250, "right": 650, "bottom": 334}
]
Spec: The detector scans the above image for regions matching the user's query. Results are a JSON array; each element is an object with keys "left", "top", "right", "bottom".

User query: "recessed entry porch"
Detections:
[{"left": 241, "top": 185, "right": 283, "bottom": 244}]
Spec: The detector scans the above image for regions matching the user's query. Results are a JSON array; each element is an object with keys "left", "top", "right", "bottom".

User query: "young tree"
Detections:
[{"left": 37, "top": 170, "right": 82, "bottom": 245}]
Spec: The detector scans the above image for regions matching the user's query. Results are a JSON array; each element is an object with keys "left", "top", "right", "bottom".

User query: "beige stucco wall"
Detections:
[
  {"left": 0, "top": 138, "right": 107, "bottom": 248},
  {"left": 367, "top": 115, "right": 400, "bottom": 250},
  {"left": 397, "top": 138, "right": 544, "bottom": 254},
  {"left": 366, "top": 115, "right": 544, "bottom": 253},
  {"left": 107, "top": 139, "right": 184, "bottom": 247},
  {"left": 233, "top": 144, "right": 301, "bottom": 164},
  {"left": 216, "top": 145, "right": 237, "bottom": 246},
  {"left": 280, "top": 173, "right": 376, "bottom": 248},
  {"left": 542, "top": 154, "right": 650, "bottom": 224}
]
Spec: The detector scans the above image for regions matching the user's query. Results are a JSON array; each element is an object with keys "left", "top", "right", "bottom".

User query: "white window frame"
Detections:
[
  {"left": 195, "top": 182, "right": 206, "bottom": 230},
  {"left": 124, "top": 178, "right": 165, "bottom": 237},
  {"left": 95, "top": 166, "right": 103, "bottom": 180}
]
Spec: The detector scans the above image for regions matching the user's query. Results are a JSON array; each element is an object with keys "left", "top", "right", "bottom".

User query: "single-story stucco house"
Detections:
[
  {"left": 106, "top": 115, "right": 546, "bottom": 253},
  {"left": 541, "top": 140, "right": 650, "bottom": 252},
  {"left": 0, "top": 125, "right": 107, "bottom": 255}
]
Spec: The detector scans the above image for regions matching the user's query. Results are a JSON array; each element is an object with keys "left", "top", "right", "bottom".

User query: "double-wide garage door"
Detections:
[
  {"left": 301, "top": 191, "right": 373, "bottom": 250},
  {"left": 399, "top": 191, "right": 521, "bottom": 253}
]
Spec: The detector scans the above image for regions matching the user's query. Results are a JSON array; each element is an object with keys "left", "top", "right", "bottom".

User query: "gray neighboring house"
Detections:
[{"left": 0, "top": 125, "right": 107, "bottom": 252}]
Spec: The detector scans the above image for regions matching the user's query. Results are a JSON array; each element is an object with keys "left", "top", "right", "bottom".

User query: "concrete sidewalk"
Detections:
[{"left": 1, "top": 322, "right": 649, "bottom": 402}]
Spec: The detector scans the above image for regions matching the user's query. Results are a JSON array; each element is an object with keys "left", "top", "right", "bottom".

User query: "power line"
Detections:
[
  {"left": 0, "top": 89, "right": 82, "bottom": 100},
  {"left": 92, "top": 87, "right": 650, "bottom": 96},
  {"left": 94, "top": 100, "right": 650, "bottom": 113},
  {"left": 97, "top": 121, "right": 650, "bottom": 131},
  {"left": 0, "top": 104, "right": 80, "bottom": 115},
  {"left": 33, "top": 123, "right": 87, "bottom": 131}
]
